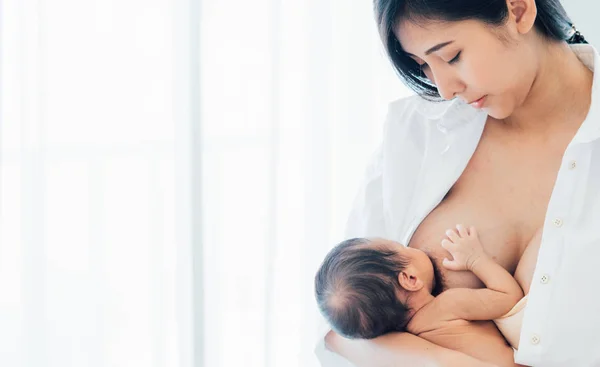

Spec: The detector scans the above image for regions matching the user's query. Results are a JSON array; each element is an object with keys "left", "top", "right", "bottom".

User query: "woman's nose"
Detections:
[{"left": 431, "top": 69, "right": 464, "bottom": 101}]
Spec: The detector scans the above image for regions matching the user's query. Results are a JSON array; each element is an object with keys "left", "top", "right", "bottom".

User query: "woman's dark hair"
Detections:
[
  {"left": 314, "top": 238, "right": 411, "bottom": 339},
  {"left": 374, "top": 0, "right": 588, "bottom": 98}
]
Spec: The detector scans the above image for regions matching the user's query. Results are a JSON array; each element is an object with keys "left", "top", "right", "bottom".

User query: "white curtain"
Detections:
[
  {"left": 200, "top": 1, "right": 411, "bottom": 366},
  {"left": 0, "top": 0, "right": 196, "bottom": 366},
  {"left": 0, "top": 1, "right": 412, "bottom": 366}
]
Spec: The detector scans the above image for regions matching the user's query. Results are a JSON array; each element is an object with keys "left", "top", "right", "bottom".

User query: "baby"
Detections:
[{"left": 315, "top": 226, "right": 525, "bottom": 367}]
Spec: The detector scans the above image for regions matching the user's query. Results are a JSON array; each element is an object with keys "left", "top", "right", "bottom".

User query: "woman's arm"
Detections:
[{"left": 325, "top": 330, "right": 497, "bottom": 367}]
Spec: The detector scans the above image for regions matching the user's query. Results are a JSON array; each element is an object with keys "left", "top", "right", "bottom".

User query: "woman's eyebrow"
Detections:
[
  {"left": 424, "top": 41, "right": 454, "bottom": 55},
  {"left": 405, "top": 40, "right": 455, "bottom": 58}
]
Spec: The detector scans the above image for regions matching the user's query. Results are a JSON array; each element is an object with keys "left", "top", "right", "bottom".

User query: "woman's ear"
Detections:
[
  {"left": 506, "top": 0, "right": 537, "bottom": 35},
  {"left": 398, "top": 269, "right": 424, "bottom": 292}
]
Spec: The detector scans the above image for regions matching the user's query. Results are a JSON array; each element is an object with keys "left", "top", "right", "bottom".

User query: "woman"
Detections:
[{"left": 317, "top": 0, "right": 600, "bottom": 366}]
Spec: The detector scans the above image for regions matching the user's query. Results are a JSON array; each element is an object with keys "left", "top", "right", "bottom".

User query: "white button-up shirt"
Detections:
[{"left": 316, "top": 44, "right": 600, "bottom": 367}]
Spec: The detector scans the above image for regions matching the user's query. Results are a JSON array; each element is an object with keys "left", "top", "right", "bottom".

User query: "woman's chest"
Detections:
[{"left": 407, "top": 132, "right": 569, "bottom": 289}]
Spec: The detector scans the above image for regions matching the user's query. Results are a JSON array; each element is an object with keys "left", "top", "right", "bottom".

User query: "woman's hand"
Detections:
[
  {"left": 325, "top": 329, "right": 497, "bottom": 367},
  {"left": 441, "top": 225, "right": 487, "bottom": 272}
]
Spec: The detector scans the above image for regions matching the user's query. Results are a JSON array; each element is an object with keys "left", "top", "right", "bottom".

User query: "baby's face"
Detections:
[{"left": 372, "top": 238, "right": 436, "bottom": 294}]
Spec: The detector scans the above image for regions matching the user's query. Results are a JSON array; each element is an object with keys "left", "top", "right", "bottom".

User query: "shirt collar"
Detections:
[
  {"left": 414, "top": 44, "right": 600, "bottom": 141},
  {"left": 571, "top": 44, "right": 600, "bottom": 143},
  {"left": 414, "top": 96, "right": 484, "bottom": 131}
]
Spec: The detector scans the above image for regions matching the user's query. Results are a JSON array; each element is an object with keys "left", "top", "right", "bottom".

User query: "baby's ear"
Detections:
[{"left": 398, "top": 268, "right": 424, "bottom": 292}]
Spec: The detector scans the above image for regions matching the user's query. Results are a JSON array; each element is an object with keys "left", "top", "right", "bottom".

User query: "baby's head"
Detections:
[{"left": 315, "top": 238, "right": 435, "bottom": 339}]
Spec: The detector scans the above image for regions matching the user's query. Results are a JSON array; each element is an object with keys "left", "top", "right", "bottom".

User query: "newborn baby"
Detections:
[{"left": 315, "top": 225, "right": 525, "bottom": 367}]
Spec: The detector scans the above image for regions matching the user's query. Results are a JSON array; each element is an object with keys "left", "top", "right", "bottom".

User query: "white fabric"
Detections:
[
  {"left": 316, "top": 44, "right": 600, "bottom": 367},
  {"left": 0, "top": 1, "right": 195, "bottom": 366}
]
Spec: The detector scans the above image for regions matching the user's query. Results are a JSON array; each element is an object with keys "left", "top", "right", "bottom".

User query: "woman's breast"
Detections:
[
  {"left": 406, "top": 128, "right": 559, "bottom": 290},
  {"left": 407, "top": 192, "right": 526, "bottom": 290}
]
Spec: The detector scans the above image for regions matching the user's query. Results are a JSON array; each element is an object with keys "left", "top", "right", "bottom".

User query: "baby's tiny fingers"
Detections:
[
  {"left": 456, "top": 224, "right": 469, "bottom": 237},
  {"left": 441, "top": 239, "right": 454, "bottom": 250},
  {"left": 445, "top": 229, "right": 460, "bottom": 242},
  {"left": 469, "top": 226, "right": 478, "bottom": 238},
  {"left": 442, "top": 258, "right": 460, "bottom": 271}
]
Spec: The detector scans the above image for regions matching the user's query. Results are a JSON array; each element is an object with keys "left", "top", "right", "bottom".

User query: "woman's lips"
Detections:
[{"left": 469, "top": 95, "right": 487, "bottom": 109}]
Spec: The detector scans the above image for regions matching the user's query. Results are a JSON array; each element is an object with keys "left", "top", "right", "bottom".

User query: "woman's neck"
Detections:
[{"left": 503, "top": 42, "right": 593, "bottom": 133}]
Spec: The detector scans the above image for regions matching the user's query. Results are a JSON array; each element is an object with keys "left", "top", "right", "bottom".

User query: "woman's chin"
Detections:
[
  {"left": 485, "top": 97, "right": 520, "bottom": 120},
  {"left": 486, "top": 105, "right": 513, "bottom": 120}
]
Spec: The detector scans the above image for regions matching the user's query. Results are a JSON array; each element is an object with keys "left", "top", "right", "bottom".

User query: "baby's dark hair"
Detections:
[{"left": 314, "top": 238, "right": 411, "bottom": 339}]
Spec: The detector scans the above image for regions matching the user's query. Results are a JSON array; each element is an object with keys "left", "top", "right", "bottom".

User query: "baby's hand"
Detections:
[{"left": 441, "top": 225, "right": 486, "bottom": 272}]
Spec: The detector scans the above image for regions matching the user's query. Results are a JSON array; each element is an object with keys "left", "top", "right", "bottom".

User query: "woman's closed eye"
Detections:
[{"left": 448, "top": 51, "right": 461, "bottom": 64}]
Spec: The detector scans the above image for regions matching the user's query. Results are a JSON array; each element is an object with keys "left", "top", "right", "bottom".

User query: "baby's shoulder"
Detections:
[{"left": 407, "top": 297, "right": 468, "bottom": 335}]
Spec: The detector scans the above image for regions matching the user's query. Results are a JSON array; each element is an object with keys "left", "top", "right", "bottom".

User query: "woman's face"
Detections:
[{"left": 395, "top": 19, "right": 538, "bottom": 119}]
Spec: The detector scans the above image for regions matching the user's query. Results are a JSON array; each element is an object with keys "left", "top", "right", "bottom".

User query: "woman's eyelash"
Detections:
[{"left": 449, "top": 51, "right": 461, "bottom": 64}]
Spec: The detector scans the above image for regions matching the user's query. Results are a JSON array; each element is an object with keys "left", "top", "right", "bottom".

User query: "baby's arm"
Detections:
[{"left": 437, "top": 225, "right": 524, "bottom": 321}]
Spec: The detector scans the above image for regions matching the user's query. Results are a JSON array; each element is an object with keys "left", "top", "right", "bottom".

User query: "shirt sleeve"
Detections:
[
  {"left": 344, "top": 95, "right": 421, "bottom": 240},
  {"left": 343, "top": 145, "right": 387, "bottom": 239},
  {"left": 313, "top": 325, "right": 356, "bottom": 367}
]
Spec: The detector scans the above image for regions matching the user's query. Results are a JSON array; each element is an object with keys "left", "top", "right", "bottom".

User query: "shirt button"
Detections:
[
  {"left": 531, "top": 334, "right": 541, "bottom": 345},
  {"left": 569, "top": 160, "right": 577, "bottom": 170},
  {"left": 553, "top": 218, "right": 563, "bottom": 227},
  {"left": 540, "top": 274, "right": 550, "bottom": 284}
]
